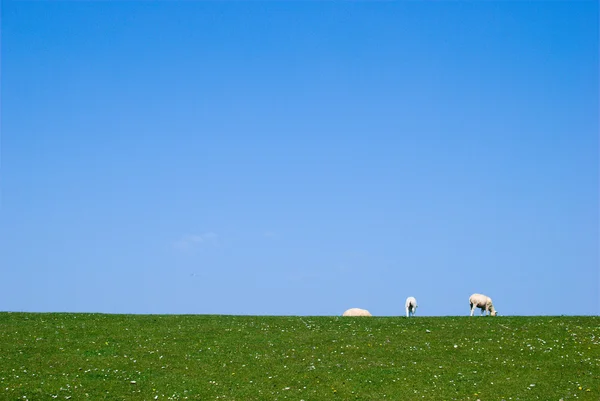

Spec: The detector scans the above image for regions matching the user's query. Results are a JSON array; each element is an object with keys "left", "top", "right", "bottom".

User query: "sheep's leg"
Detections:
[
  {"left": 470, "top": 304, "right": 475, "bottom": 316},
  {"left": 406, "top": 307, "right": 409, "bottom": 318}
]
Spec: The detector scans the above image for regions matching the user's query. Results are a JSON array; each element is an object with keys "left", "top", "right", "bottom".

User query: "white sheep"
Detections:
[
  {"left": 405, "top": 296, "right": 418, "bottom": 317},
  {"left": 469, "top": 293, "right": 497, "bottom": 316},
  {"left": 342, "top": 308, "right": 372, "bottom": 317}
]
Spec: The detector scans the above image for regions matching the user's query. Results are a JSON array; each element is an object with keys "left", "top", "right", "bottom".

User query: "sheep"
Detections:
[
  {"left": 469, "top": 293, "right": 497, "bottom": 316},
  {"left": 405, "top": 296, "right": 418, "bottom": 317},
  {"left": 342, "top": 308, "right": 372, "bottom": 317}
]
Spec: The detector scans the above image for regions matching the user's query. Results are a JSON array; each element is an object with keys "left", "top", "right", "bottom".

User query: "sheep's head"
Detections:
[{"left": 491, "top": 310, "right": 498, "bottom": 316}]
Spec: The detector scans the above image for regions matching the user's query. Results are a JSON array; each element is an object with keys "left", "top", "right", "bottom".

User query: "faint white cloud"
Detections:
[{"left": 173, "top": 232, "right": 218, "bottom": 250}]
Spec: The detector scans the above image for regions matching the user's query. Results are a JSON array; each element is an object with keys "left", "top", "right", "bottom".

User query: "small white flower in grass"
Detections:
[{"left": 530, "top": 384, "right": 535, "bottom": 387}]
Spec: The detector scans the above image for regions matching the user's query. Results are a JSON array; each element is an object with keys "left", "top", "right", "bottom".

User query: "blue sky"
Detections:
[{"left": 1, "top": 1, "right": 598, "bottom": 316}]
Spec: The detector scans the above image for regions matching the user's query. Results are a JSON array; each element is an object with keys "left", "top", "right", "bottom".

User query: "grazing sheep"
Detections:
[
  {"left": 342, "top": 308, "right": 372, "bottom": 317},
  {"left": 469, "top": 293, "right": 497, "bottom": 316},
  {"left": 405, "top": 296, "right": 418, "bottom": 317}
]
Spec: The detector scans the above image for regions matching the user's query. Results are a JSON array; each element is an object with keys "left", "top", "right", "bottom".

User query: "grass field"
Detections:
[{"left": 0, "top": 313, "right": 598, "bottom": 400}]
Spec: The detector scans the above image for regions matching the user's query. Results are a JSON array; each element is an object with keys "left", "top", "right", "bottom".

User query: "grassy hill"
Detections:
[{"left": 0, "top": 313, "right": 598, "bottom": 400}]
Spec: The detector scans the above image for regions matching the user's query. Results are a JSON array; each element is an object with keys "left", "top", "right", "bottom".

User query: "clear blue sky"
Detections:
[{"left": 1, "top": 1, "right": 598, "bottom": 316}]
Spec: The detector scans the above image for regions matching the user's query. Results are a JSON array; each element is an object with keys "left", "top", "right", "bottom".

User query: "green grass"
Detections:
[{"left": 0, "top": 313, "right": 598, "bottom": 400}]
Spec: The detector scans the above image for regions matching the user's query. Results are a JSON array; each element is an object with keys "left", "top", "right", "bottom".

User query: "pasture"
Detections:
[{"left": 0, "top": 313, "right": 598, "bottom": 400}]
